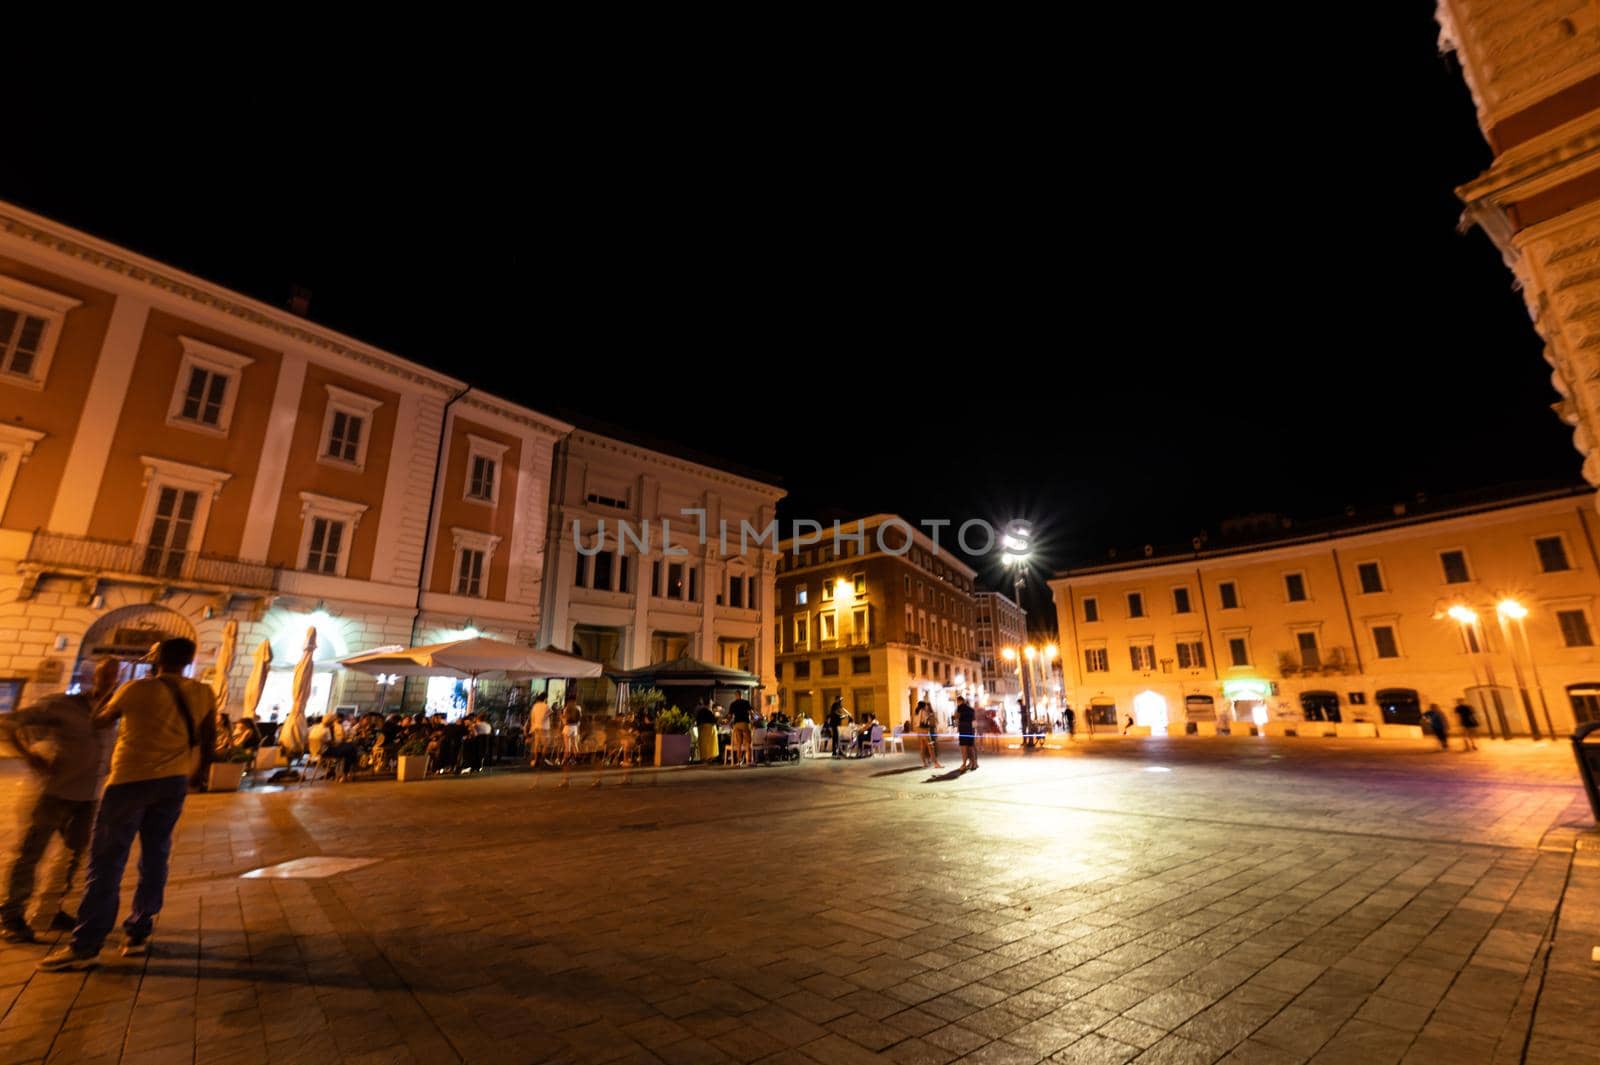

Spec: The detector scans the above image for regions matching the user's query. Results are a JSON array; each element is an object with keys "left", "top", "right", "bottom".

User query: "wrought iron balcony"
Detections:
[
  {"left": 22, "top": 530, "right": 279, "bottom": 595},
  {"left": 1277, "top": 646, "right": 1353, "bottom": 676}
]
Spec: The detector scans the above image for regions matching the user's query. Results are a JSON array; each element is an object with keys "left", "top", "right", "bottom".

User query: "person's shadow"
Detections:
[
  {"left": 924, "top": 768, "right": 966, "bottom": 783},
  {"left": 869, "top": 765, "right": 924, "bottom": 778}
]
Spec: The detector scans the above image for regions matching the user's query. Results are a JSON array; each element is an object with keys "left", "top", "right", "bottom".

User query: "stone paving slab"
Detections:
[{"left": 0, "top": 739, "right": 1593, "bottom": 1063}]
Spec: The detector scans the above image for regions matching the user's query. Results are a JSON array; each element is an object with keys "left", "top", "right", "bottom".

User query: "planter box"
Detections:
[
  {"left": 254, "top": 746, "right": 284, "bottom": 771},
  {"left": 397, "top": 755, "right": 429, "bottom": 782},
  {"left": 655, "top": 733, "right": 692, "bottom": 767},
  {"left": 207, "top": 761, "right": 247, "bottom": 792},
  {"left": 1189, "top": 722, "right": 1217, "bottom": 737},
  {"left": 1336, "top": 722, "right": 1378, "bottom": 738},
  {"left": 1378, "top": 724, "right": 1424, "bottom": 740},
  {"left": 1261, "top": 722, "right": 1295, "bottom": 737},
  {"left": 1298, "top": 721, "right": 1336, "bottom": 737}
]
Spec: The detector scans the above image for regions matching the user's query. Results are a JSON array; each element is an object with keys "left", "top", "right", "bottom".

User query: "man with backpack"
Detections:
[
  {"left": 39, "top": 638, "right": 216, "bottom": 971},
  {"left": 1453, "top": 699, "right": 1481, "bottom": 751}
]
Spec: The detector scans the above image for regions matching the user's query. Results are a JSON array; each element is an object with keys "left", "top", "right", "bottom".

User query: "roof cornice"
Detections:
[
  {"left": 570, "top": 430, "right": 786, "bottom": 499},
  {"left": 0, "top": 201, "right": 466, "bottom": 396}
]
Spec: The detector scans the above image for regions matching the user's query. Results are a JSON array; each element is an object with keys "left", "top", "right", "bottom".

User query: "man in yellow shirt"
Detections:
[{"left": 39, "top": 638, "right": 216, "bottom": 970}]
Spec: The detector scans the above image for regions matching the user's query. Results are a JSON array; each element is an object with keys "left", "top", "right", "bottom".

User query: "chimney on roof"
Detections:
[{"left": 287, "top": 285, "right": 312, "bottom": 317}]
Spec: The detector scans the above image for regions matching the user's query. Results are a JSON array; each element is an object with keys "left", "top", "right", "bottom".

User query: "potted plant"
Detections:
[
  {"left": 207, "top": 747, "right": 255, "bottom": 792},
  {"left": 654, "top": 706, "right": 694, "bottom": 767},
  {"left": 397, "top": 735, "right": 430, "bottom": 782}
]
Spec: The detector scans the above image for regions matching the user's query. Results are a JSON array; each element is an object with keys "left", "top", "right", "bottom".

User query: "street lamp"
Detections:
[
  {"left": 1497, "top": 598, "right": 1553, "bottom": 737},
  {"left": 1444, "top": 603, "right": 1511, "bottom": 737},
  {"left": 1001, "top": 522, "right": 1038, "bottom": 742}
]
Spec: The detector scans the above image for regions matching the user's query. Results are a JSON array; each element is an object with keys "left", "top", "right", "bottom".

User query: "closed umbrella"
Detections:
[
  {"left": 280, "top": 628, "right": 316, "bottom": 754},
  {"left": 212, "top": 619, "right": 238, "bottom": 716},
  {"left": 241, "top": 639, "right": 272, "bottom": 721}
]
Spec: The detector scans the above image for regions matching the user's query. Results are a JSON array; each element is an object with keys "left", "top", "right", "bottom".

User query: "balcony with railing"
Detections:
[
  {"left": 22, "top": 531, "right": 279, "bottom": 595},
  {"left": 1277, "top": 646, "right": 1353, "bottom": 676}
]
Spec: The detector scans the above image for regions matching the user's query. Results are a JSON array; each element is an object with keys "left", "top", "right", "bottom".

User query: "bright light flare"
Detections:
[
  {"left": 1446, "top": 605, "right": 1477, "bottom": 625},
  {"left": 1497, "top": 599, "right": 1528, "bottom": 620}
]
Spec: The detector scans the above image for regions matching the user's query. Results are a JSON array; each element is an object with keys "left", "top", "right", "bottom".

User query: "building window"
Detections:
[
  {"left": 319, "top": 385, "right": 383, "bottom": 469},
  {"left": 796, "top": 586, "right": 808, "bottom": 606},
  {"left": 904, "top": 603, "right": 914, "bottom": 633},
  {"left": 1227, "top": 637, "right": 1249, "bottom": 667},
  {"left": 853, "top": 607, "right": 868, "bottom": 644},
  {"left": 1127, "top": 592, "right": 1144, "bottom": 618},
  {"left": 1129, "top": 644, "right": 1155, "bottom": 671},
  {"left": 449, "top": 528, "right": 500, "bottom": 599},
  {"left": 852, "top": 655, "right": 871, "bottom": 673},
  {"left": 668, "top": 563, "right": 684, "bottom": 598},
  {"left": 1439, "top": 549, "right": 1471, "bottom": 585},
  {"left": 854, "top": 572, "right": 866, "bottom": 597},
  {"left": 0, "top": 274, "right": 79, "bottom": 387},
  {"left": 133, "top": 456, "right": 230, "bottom": 579},
  {"left": 456, "top": 549, "right": 485, "bottom": 596},
  {"left": 689, "top": 567, "right": 698, "bottom": 602},
  {"left": 1356, "top": 562, "right": 1384, "bottom": 594},
  {"left": 1218, "top": 581, "right": 1239, "bottom": 609},
  {"left": 1172, "top": 587, "right": 1191, "bottom": 614},
  {"left": 904, "top": 575, "right": 911, "bottom": 594},
  {"left": 619, "top": 556, "right": 630, "bottom": 594},
  {"left": 821, "top": 579, "right": 834, "bottom": 602},
  {"left": 296, "top": 492, "right": 367, "bottom": 578},
  {"left": 822, "top": 658, "right": 840, "bottom": 676},
  {"left": 1083, "top": 597, "right": 1099, "bottom": 623},
  {"left": 0, "top": 425, "right": 43, "bottom": 519},
  {"left": 1284, "top": 573, "right": 1307, "bottom": 602},
  {"left": 1372, "top": 625, "right": 1399, "bottom": 659},
  {"left": 1176, "top": 640, "right": 1205, "bottom": 669},
  {"left": 793, "top": 660, "right": 810, "bottom": 679},
  {"left": 794, "top": 615, "right": 809, "bottom": 649},
  {"left": 592, "top": 551, "right": 614, "bottom": 591},
  {"left": 1536, "top": 536, "right": 1572, "bottom": 573},
  {"left": 463, "top": 434, "right": 509, "bottom": 505},
  {"left": 574, "top": 553, "right": 588, "bottom": 588},
  {"left": 1295, "top": 631, "right": 1321, "bottom": 669},
  {"left": 1084, "top": 647, "right": 1109, "bottom": 673},
  {"left": 728, "top": 574, "right": 745, "bottom": 609},
  {"left": 1558, "top": 609, "right": 1594, "bottom": 647},
  {"left": 747, "top": 576, "right": 757, "bottom": 610},
  {"left": 821, "top": 613, "right": 838, "bottom": 641},
  {"left": 167, "top": 337, "right": 253, "bottom": 435}
]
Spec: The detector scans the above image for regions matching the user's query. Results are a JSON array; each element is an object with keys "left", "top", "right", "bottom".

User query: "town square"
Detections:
[{"left": 5, "top": 3, "right": 1600, "bottom": 1062}]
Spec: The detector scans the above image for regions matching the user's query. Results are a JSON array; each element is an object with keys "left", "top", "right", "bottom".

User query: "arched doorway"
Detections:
[
  {"left": 1375, "top": 688, "right": 1422, "bottom": 726},
  {"left": 76, "top": 604, "right": 197, "bottom": 687},
  {"left": 1300, "top": 690, "right": 1342, "bottom": 723}
]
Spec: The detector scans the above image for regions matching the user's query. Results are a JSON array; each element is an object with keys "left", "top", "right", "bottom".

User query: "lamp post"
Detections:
[
  {"left": 1002, "top": 522, "right": 1035, "bottom": 743},
  {"left": 1448, "top": 604, "right": 1512, "bottom": 737},
  {"left": 1494, "top": 599, "right": 1542, "bottom": 739},
  {"left": 1498, "top": 599, "right": 1555, "bottom": 738}
]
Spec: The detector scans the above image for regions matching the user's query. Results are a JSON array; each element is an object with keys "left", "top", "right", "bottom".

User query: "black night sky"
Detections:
[{"left": 3, "top": 10, "right": 1581, "bottom": 611}]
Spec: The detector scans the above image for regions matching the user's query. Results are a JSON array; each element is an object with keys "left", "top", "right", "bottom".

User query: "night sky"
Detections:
[{"left": 4, "top": 11, "right": 1581, "bottom": 617}]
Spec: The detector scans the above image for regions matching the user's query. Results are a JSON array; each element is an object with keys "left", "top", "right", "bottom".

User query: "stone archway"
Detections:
[{"left": 76, "top": 603, "right": 198, "bottom": 686}]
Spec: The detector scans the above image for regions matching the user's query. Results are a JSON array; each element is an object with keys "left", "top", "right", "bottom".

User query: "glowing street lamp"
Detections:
[
  {"left": 1496, "top": 598, "right": 1552, "bottom": 737},
  {"left": 1442, "top": 602, "right": 1512, "bottom": 736},
  {"left": 1000, "top": 522, "right": 1038, "bottom": 742}
]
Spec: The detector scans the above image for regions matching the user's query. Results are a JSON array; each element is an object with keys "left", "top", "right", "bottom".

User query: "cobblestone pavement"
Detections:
[{"left": 0, "top": 736, "right": 1595, "bottom": 1065}]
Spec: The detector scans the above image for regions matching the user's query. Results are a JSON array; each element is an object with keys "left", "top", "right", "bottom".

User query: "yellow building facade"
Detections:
[{"left": 1048, "top": 489, "right": 1600, "bottom": 738}]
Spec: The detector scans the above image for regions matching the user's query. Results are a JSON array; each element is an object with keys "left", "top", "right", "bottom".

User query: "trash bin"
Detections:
[{"left": 1574, "top": 721, "right": 1600, "bottom": 821}]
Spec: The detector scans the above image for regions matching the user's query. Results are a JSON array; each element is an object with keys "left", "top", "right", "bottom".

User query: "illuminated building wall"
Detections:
[
  {"left": 1048, "top": 488, "right": 1600, "bottom": 737},
  {"left": 774, "top": 516, "right": 981, "bottom": 729},
  {"left": 0, "top": 200, "right": 568, "bottom": 713}
]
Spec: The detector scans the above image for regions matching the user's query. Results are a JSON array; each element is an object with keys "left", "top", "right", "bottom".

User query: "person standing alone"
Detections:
[
  {"left": 0, "top": 659, "right": 119, "bottom": 942},
  {"left": 956, "top": 695, "right": 978, "bottom": 771},
  {"left": 1453, "top": 699, "right": 1480, "bottom": 751},
  {"left": 40, "top": 638, "right": 215, "bottom": 970}
]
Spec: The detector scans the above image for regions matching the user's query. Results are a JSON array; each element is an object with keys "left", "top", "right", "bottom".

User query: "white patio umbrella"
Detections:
[
  {"left": 279, "top": 627, "right": 317, "bottom": 754},
  {"left": 211, "top": 619, "right": 238, "bottom": 716},
  {"left": 341, "top": 637, "right": 601, "bottom": 715},
  {"left": 241, "top": 639, "right": 272, "bottom": 721}
]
